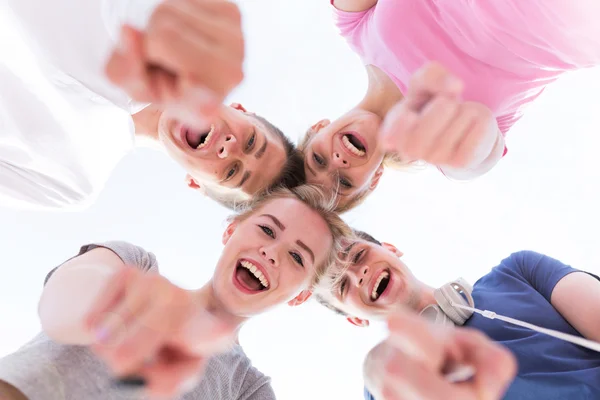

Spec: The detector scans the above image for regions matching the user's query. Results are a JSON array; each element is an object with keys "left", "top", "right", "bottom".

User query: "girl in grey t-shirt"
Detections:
[{"left": 0, "top": 186, "right": 350, "bottom": 399}]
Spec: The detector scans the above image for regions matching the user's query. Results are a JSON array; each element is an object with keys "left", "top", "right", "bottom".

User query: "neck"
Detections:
[
  {"left": 414, "top": 283, "right": 437, "bottom": 312},
  {"left": 195, "top": 282, "right": 247, "bottom": 328},
  {"left": 357, "top": 65, "right": 405, "bottom": 118},
  {"left": 132, "top": 105, "right": 162, "bottom": 147}
]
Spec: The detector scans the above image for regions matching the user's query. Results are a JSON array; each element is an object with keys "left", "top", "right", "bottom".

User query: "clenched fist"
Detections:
[
  {"left": 382, "top": 62, "right": 503, "bottom": 174},
  {"left": 364, "top": 308, "right": 516, "bottom": 400},
  {"left": 106, "top": 0, "right": 245, "bottom": 123}
]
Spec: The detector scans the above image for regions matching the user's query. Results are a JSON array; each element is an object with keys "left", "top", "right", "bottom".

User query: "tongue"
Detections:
[
  {"left": 236, "top": 267, "right": 262, "bottom": 292},
  {"left": 185, "top": 129, "right": 205, "bottom": 148}
]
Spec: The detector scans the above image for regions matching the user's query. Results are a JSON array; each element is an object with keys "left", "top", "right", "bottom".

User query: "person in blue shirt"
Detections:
[{"left": 316, "top": 231, "right": 600, "bottom": 400}]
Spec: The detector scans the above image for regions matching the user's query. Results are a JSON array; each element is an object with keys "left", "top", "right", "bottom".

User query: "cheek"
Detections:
[{"left": 278, "top": 265, "right": 308, "bottom": 294}]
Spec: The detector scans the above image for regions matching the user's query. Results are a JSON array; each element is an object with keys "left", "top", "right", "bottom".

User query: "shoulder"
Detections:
[
  {"left": 78, "top": 241, "right": 159, "bottom": 272},
  {"left": 203, "top": 345, "right": 274, "bottom": 399}
]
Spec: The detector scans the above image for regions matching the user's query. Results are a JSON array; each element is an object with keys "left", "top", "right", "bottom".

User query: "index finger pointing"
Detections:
[{"left": 406, "top": 62, "right": 463, "bottom": 110}]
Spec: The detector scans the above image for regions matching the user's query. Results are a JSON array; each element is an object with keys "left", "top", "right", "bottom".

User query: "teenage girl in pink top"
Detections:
[{"left": 300, "top": 0, "right": 600, "bottom": 212}]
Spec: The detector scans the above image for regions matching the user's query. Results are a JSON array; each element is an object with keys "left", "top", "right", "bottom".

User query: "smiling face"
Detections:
[
  {"left": 325, "top": 239, "right": 423, "bottom": 320},
  {"left": 158, "top": 104, "right": 287, "bottom": 197},
  {"left": 211, "top": 197, "right": 334, "bottom": 317},
  {"left": 302, "top": 109, "right": 386, "bottom": 210}
]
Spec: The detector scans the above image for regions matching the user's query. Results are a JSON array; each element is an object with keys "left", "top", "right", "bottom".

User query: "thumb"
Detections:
[{"left": 106, "top": 25, "right": 156, "bottom": 102}]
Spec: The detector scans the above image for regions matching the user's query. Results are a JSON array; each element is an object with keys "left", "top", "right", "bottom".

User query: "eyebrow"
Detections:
[
  {"left": 255, "top": 138, "right": 268, "bottom": 159},
  {"left": 236, "top": 133, "right": 268, "bottom": 190},
  {"left": 236, "top": 171, "right": 251, "bottom": 188},
  {"left": 306, "top": 161, "right": 317, "bottom": 177},
  {"left": 261, "top": 214, "right": 285, "bottom": 231},
  {"left": 296, "top": 240, "right": 315, "bottom": 264},
  {"left": 342, "top": 242, "right": 356, "bottom": 259}
]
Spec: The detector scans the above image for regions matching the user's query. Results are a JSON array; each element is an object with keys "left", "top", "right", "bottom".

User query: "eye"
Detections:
[
  {"left": 225, "top": 164, "right": 238, "bottom": 181},
  {"left": 313, "top": 153, "right": 325, "bottom": 166},
  {"left": 290, "top": 252, "right": 304, "bottom": 267},
  {"left": 339, "top": 176, "right": 352, "bottom": 188},
  {"left": 246, "top": 132, "right": 256, "bottom": 150},
  {"left": 340, "top": 277, "right": 347, "bottom": 297},
  {"left": 352, "top": 249, "right": 365, "bottom": 264},
  {"left": 259, "top": 225, "right": 275, "bottom": 238}
]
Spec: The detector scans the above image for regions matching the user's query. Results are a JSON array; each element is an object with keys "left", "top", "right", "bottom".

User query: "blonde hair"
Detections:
[
  {"left": 298, "top": 129, "right": 422, "bottom": 213},
  {"left": 229, "top": 184, "right": 353, "bottom": 286}
]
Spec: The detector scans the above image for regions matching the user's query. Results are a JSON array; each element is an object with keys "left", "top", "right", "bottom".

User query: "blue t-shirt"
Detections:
[{"left": 364, "top": 251, "right": 600, "bottom": 400}]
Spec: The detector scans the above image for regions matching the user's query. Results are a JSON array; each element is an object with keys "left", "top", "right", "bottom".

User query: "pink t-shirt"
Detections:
[{"left": 333, "top": 0, "right": 600, "bottom": 135}]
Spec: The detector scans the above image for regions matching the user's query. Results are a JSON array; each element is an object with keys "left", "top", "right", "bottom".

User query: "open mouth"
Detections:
[
  {"left": 233, "top": 259, "right": 270, "bottom": 294},
  {"left": 183, "top": 124, "right": 216, "bottom": 150},
  {"left": 371, "top": 269, "right": 390, "bottom": 302},
  {"left": 341, "top": 132, "right": 366, "bottom": 157}
]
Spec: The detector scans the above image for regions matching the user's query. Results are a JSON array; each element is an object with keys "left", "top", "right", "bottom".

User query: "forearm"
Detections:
[{"left": 38, "top": 249, "right": 124, "bottom": 345}]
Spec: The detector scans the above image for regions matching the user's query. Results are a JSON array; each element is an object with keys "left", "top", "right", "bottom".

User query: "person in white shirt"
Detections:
[{"left": 0, "top": 0, "right": 304, "bottom": 211}]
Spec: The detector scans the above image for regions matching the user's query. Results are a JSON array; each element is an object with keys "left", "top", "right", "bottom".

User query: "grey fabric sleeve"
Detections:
[{"left": 44, "top": 240, "right": 159, "bottom": 285}]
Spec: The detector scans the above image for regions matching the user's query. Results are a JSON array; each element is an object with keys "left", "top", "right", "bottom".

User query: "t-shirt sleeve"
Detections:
[
  {"left": 509, "top": 250, "right": 600, "bottom": 302},
  {"left": 44, "top": 241, "right": 159, "bottom": 286},
  {"left": 331, "top": 1, "right": 375, "bottom": 40}
]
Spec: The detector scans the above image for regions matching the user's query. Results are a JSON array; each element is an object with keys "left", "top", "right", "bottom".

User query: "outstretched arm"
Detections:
[
  {"left": 331, "top": 0, "right": 378, "bottom": 12},
  {"left": 38, "top": 247, "right": 125, "bottom": 345}
]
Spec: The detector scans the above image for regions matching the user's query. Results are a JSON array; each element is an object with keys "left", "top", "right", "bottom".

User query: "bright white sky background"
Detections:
[{"left": 1, "top": 1, "right": 600, "bottom": 399}]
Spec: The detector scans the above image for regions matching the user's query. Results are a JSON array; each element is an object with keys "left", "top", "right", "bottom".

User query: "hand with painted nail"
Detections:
[
  {"left": 105, "top": 0, "right": 245, "bottom": 122},
  {"left": 381, "top": 62, "right": 502, "bottom": 173},
  {"left": 364, "top": 307, "right": 516, "bottom": 400},
  {"left": 84, "top": 266, "right": 236, "bottom": 397}
]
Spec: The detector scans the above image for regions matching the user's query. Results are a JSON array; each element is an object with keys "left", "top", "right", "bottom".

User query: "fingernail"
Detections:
[{"left": 95, "top": 325, "right": 110, "bottom": 343}]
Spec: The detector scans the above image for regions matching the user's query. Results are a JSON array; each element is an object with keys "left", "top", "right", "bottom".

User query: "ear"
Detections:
[
  {"left": 381, "top": 242, "right": 403, "bottom": 258},
  {"left": 222, "top": 221, "right": 238, "bottom": 245},
  {"left": 308, "top": 119, "right": 331, "bottom": 135},
  {"left": 185, "top": 174, "right": 201, "bottom": 190},
  {"left": 347, "top": 317, "right": 370, "bottom": 327},
  {"left": 288, "top": 290, "right": 313, "bottom": 307},
  {"left": 229, "top": 103, "right": 247, "bottom": 113},
  {"left": 368, "top": 164, "right": 385, "bottom": 191}
]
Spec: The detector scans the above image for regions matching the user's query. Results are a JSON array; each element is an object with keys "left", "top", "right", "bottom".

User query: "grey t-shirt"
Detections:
[{"left": 0, "top": 241, "right": 276, "bottom": 400}]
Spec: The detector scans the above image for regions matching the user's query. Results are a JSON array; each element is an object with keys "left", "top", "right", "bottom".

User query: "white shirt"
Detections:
[{"left": 0, "top": 0, "right": 161, "bottom": 210}]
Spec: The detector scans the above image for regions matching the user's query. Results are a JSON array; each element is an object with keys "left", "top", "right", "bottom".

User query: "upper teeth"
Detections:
[
  {"left": 240, "top": 260, "right": 269, "bottom": 289},
  {"left": 197, "top": 125, "right": 215, "bottom": 149},
  {"left": 371, "top": 271, "right": 389, "bottom": 300},
  {"left": 342, "top": 135, "right": 365, "bottom": 156}
]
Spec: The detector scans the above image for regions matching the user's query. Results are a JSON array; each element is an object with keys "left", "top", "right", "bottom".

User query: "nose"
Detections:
[
  {"left": 217, "top": 135, "right": 237, "bottom": 159},
  {"left": 259, "top": 245, "right": 278, "bottom": 267},
  {"left": 351, "top": 265, "right": 370, "bottom": 287},
  {"left": 332, "top": 152, "right": 349, "bottom": 169}
]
